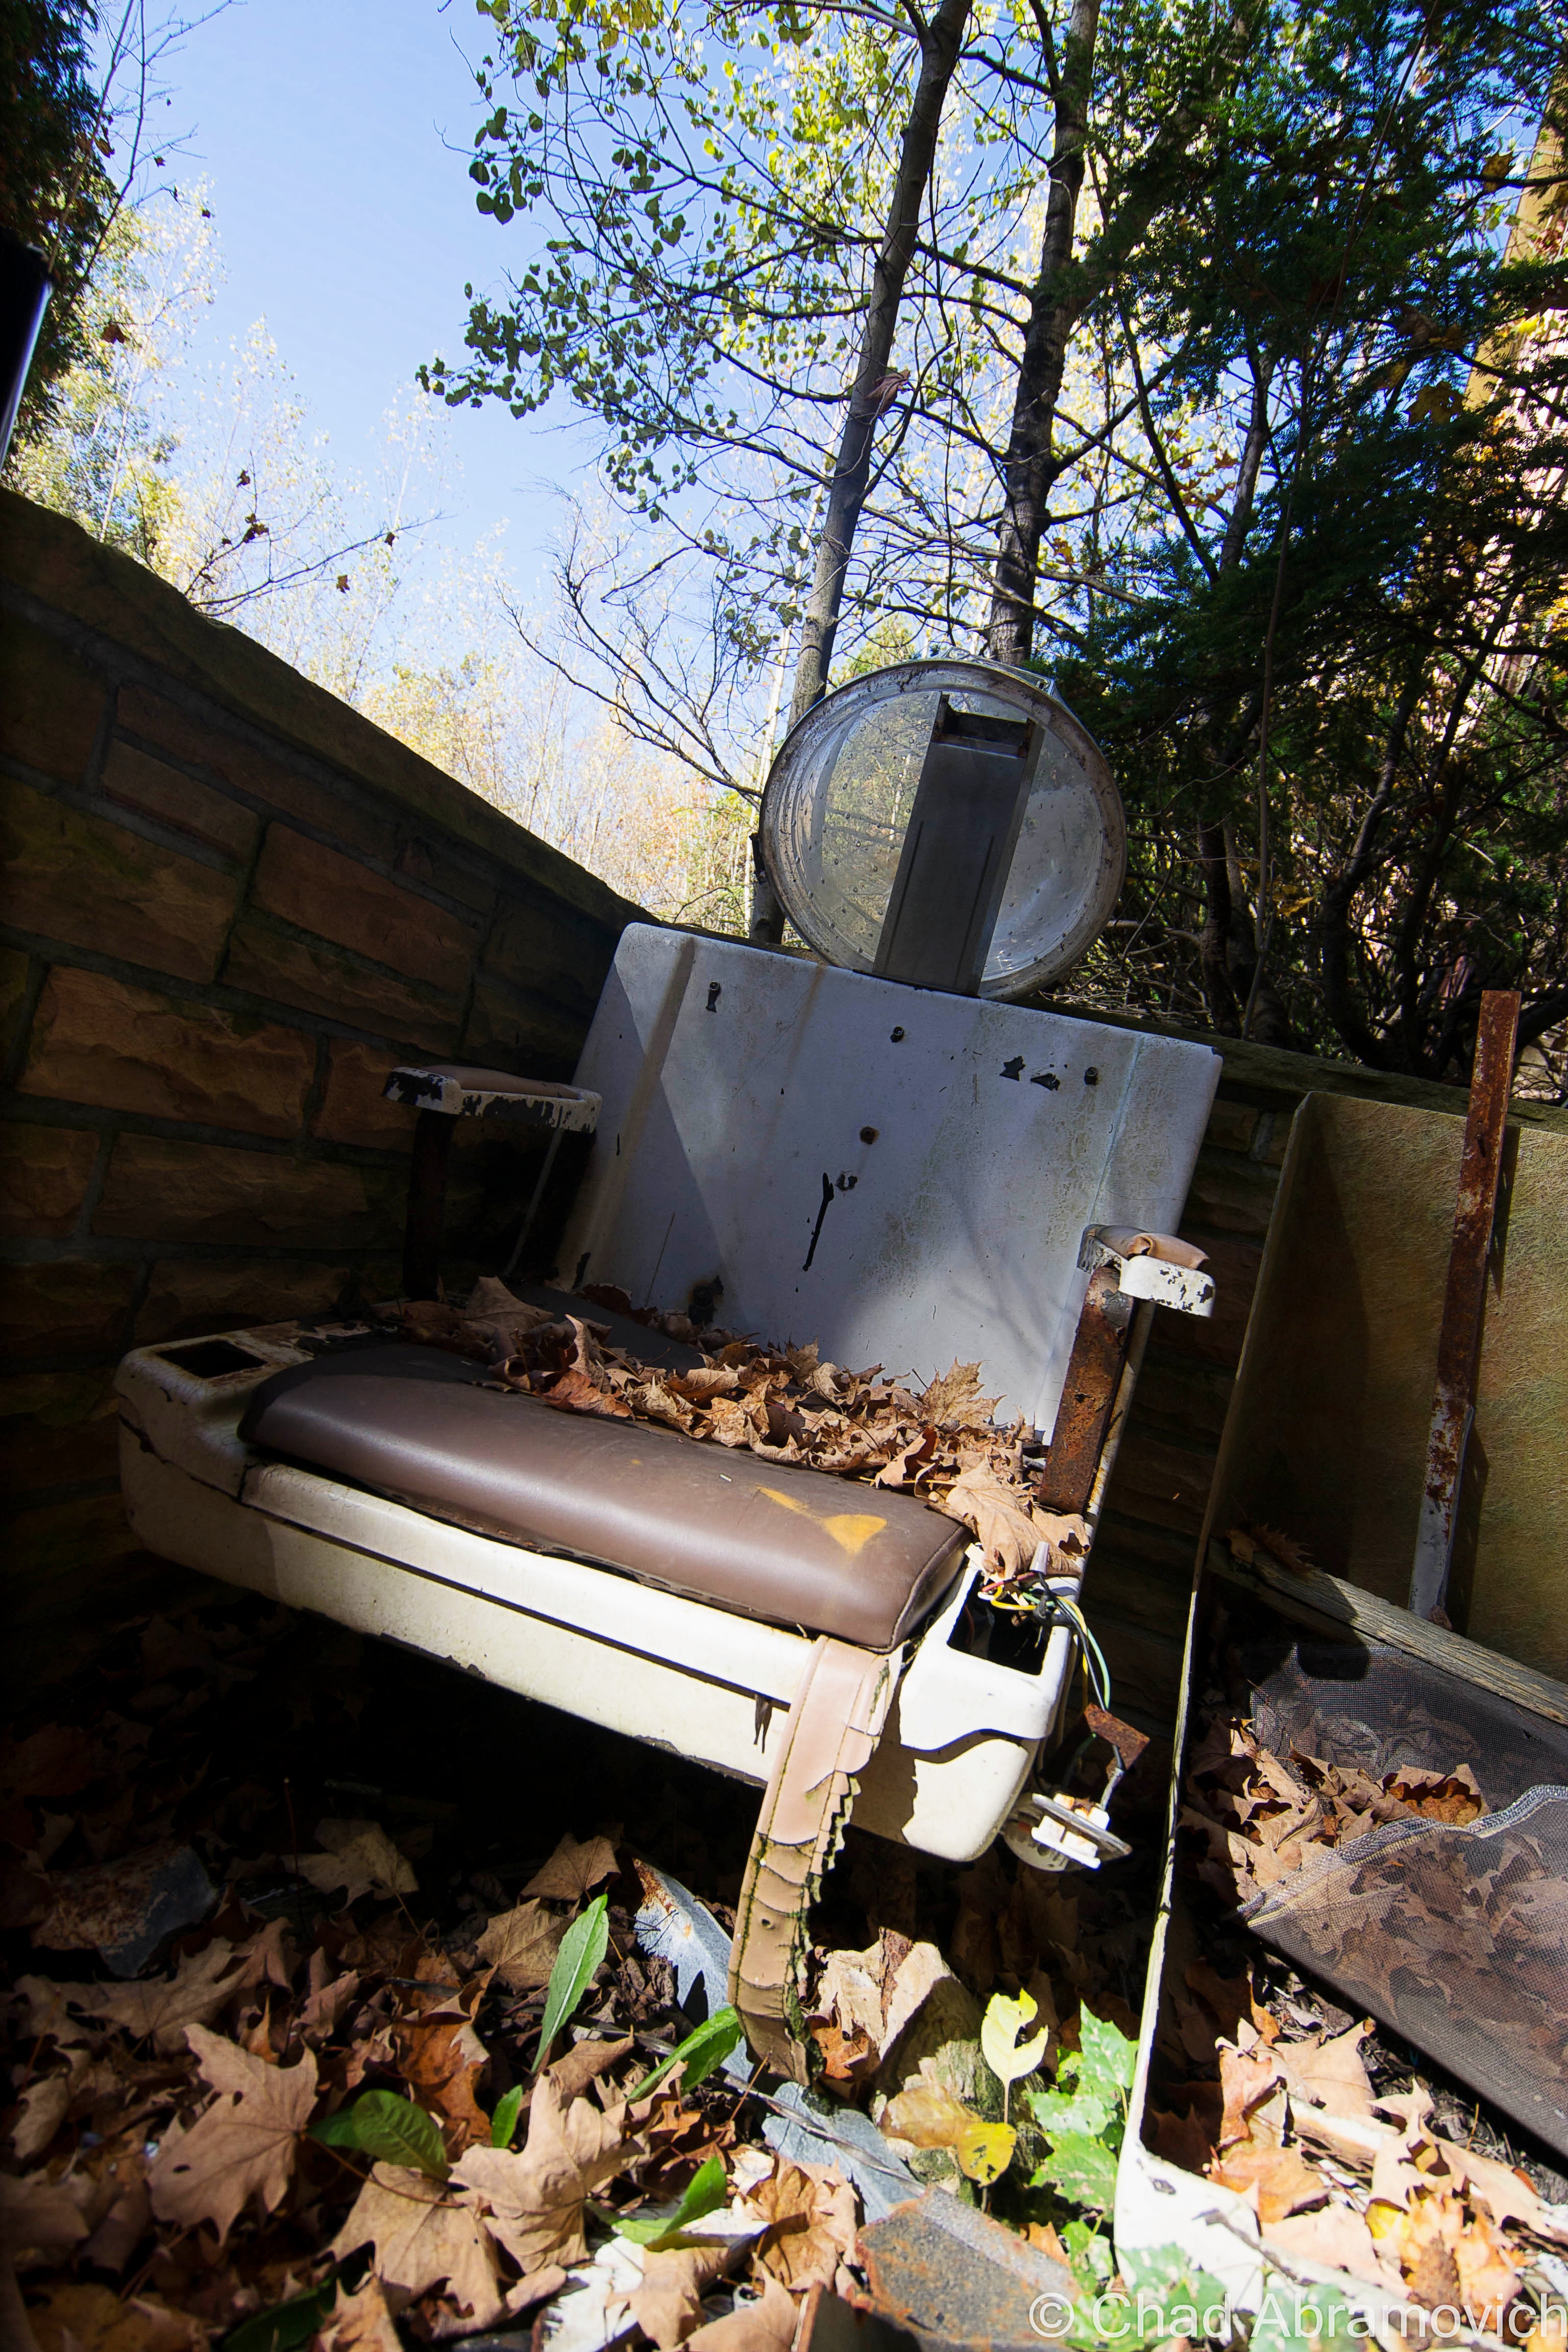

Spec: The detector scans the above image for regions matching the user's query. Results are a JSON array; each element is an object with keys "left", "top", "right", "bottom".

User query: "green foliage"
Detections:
[
  {"left": 611, "top": 2152, "right": 728, "bottom": 2245},
  {"left": 491, "top": 2082, "right": 525, "bottom": 2148},
  {"left": 0, "top": 0, "right": 117, "bottom": 442},
  {"left": 1250, "top": 2277, "right": 1359, "bottom": 2352},
  {"left": 441, "top": 0, "right": 1568, "bottom": 1072},
  {"left": 1025, "top": 2004, "right": 1137, "bottom": 2213},
  {"left": 635, "top": 2004, "right": 744, "bottom": 2101},
  {"left": 534, "top": 1891, "right": 610, "bottom": 2070},
  {"left": 1032, "top": 2128, "right": 1119, "bottom": 2212},
  {"left": 310, "top": 2089, "right": 449, "bottom": 2180}
]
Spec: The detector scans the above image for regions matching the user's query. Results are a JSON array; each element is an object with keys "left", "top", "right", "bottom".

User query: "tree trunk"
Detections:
[
  {"left": 985, "top": 0, "right": 1100, "bottom": 668},
  {"left": 783, "top": 0, "right": 972, "bottom": 736},
  {"left": 1197, "top": 819, "right": 1241, "bottom": 1033}
]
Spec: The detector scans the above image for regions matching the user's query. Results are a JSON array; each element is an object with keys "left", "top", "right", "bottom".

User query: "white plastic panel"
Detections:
[{"left": 560, "top": 928, "right": 1220, "bottom": 1433}]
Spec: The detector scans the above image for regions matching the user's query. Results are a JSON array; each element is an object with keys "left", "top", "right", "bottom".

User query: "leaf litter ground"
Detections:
[
  {"left": 1, "top": 1582, "right": 1169, "bottom": 2352},
  {"left": 9, "top": 1286, "right": 1566, "bottom": 2352}
]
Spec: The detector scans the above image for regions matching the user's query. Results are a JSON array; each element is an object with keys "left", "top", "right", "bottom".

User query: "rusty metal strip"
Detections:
[
  {"left": 1409, "top": 989, "right": 1520, "bottom": 1624},
  {"left": 728, "top": 1638, "right": 897, "bottom": 2084},
  {"left": 1032, "top": 1266, "right": 1133, "bottom": 1516}
]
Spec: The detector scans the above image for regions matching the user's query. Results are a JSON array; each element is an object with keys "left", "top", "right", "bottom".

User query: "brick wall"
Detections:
[
  {"left": 1, "top": 491, "right": 642, "bottom": 1669},
  {"left": 1082, "top": 1018, "right": 1568, "bottom": 1730}
]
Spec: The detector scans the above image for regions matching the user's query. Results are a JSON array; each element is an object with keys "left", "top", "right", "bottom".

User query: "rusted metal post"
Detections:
[
  {"left": 402, "top": 1108, "right": 455, "bottom": 1301},
  {"left": 1033, "top": 1265, "right": 1133, "bottom": 1515},
  {"left": 1409, "top": 989, "right": 1520, "bottom": 1624}
]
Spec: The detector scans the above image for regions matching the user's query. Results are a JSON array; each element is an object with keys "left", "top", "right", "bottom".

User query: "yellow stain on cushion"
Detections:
[{"left": 759, "top": 1486, "right": 886, "bottom": 1557}]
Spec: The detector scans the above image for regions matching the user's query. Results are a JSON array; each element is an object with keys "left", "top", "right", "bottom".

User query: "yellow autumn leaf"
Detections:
[
  {"left": 956, "top": 2119, "right": 1017, "bottom": 2185},
  {"left": 981, "top": 1989, "right": 1048, "bottom": 2086}
]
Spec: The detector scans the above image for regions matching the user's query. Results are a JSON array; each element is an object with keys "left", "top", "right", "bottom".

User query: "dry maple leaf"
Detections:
[
  {"left": 548, "top": 2036, "right": 636, "bottom": 2101},
  {"left": 941, "top": 1467, "right": 1042, "bottom": 1580},
  {"left": 1216, "top": 2043, "right": 1286, "bottom": 2150},
  {"left": 75, "top": 1940, "right": 247, "bottom": 2054},
  {"left": 24, "top": 2283, "right": 206, "bottom": 2352},
  {"left": 296, "top": 1821, "right": 416, "bottom": 1903},
  {"left": 629, "top": 2243, "right": 737, "bottom": 2351},
  {"left": 147, "top": 2025, "right": 317, "bottom": 2241},
  {"left": 916, "top": 1362, "right": 995, "bottom": 1429},
  {"left": 391, "top": 1962, "right": 493, "bottom": 2151},
  {"left": 1211, "top": 2132, "right": 1327, "bottom": 2226},
  {"left": 78, "top": 2160, "right": 151, "bottom": 2276},
  {"left": 330, "top": 2163, "right": 509, "bottom": 2335},
  {"left": 299, "top": 1958, "right": 361, "bottom": 2045},
  {"left": 9, "top": 2073, "right": 71, "bottom": 2163},
  {"left": 683, "top": 2276, "right": 799, "bottom": 2352},
  {"left": 1264, "top": 2205, "right": 1390, "bottom": 2290},
  {"left": 1275, "top": 2021, "right": 1374, "bottom": 2118},
  {"left": 314, "top": 2274, "right": 404, "bottom": 2352},
  {"left": 475, "top": 1897, "right": 566, "bottom": 1992},
  {"left": 750, "top": 2161, "right": 855, "bottom": 2294},
  {"left": 0, "top": 2169, "right": 93, "bottom": 2267},
  {"left": 452, "top": 2073, "right": 638, "bottom": 2275},
  {"left": 522, "top": 1832, "right": 620, "bottom": 1902},
  {"left": 541, "top": 1367, "right": 633, "bottom": 1417}
]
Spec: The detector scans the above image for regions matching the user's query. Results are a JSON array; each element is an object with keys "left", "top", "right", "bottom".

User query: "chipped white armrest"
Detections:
[
  {"left": 1078, "top": 1223, "right": 1214, "bottom": 1317},
  {"left": 383, "top": 1065, "right": 600, "bottom": 1131}
]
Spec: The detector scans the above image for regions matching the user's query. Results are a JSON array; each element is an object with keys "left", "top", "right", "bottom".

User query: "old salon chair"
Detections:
[{"left": 116, "top": 661, "right": 1220, "bottom": 2074}]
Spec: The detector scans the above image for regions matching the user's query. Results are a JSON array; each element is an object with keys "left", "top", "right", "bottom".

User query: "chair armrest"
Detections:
[
  {"left": 383, "top": 1065, "right": 600, "bottom": 1133},
  {"left": 1079, "top": 1223, "right": 1214, "bottom": 1317}
]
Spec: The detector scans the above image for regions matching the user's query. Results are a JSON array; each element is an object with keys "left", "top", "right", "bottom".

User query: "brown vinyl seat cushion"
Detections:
[{"left": 238, "top": 1345, "right": 966, "bottom": 1651}]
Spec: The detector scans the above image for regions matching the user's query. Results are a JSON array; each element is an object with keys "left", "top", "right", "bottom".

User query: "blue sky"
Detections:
[{"left": 154, "top": 0, "right": 599, "bottom": 581}]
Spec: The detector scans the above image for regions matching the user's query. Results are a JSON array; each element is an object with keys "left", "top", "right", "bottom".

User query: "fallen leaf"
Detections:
[
  {"left": 8, "top": 2072, "right": 70, "bottom": 2161},
  {"left": 147, "top": 2026, "right": 317, "bottom": 2241},
  {"left": 296, "top": 1821, "right": 416, "bottom": 1903},
  {"left": 880, "top": 2079, "right": 976, "bottom": 2149},
  {"left": 1275, "top": 2022, "right": 1375, "bottom": 2118},
  {"left": 75, "top": 1939, "right": 246, "bottom": 2053},
  {"left": 23, "top": 2286, "right": 204, "bottom": 2352},
  {"left": 451, "top": 2073, "right": 638, "bottom": 2275},
  {"left": 1216, "top": 2044, "right": 1283, "bottom": 2149},
  {"left": 956, "top": 2119, "right": 1017, "bottom": 2185},
  {"left": 629, "top": 2242, "right": 734, "bottom": 2349},
  {"left": 299, "top": 1959, "right": 361, "bottom": 2045},
  {"left": 1442, "top": 2137, "right": 1550, "bottom": 2236},
  {"left": 41, "top": 2289, "right": 187, "bottom": 2352},
  {"left": 682, "top": 2277, "right": 799, "bottom": 2352},
  {"left": 1211, "top": 2134, "right": 1327, "bottom": 2225},
  {"left": 916, "top": 1362, "right": 995, "bottom": 1429},
  {"left": 330, "top": 2163, "right": 508, "bottom": 2333},
  {"left": 750, "top": 2162, "right": 855, "bottom": 2294},
  {"left": 475, "top": 1898, "right": 565, "bottom": 1992},
  {"left": 1264, "top": 2206, "right": 1390, "bottom": 2290},
  {"left": 391, "top": 1963, "right": 493, "bottom": 2152},
  {"left": 77, "top": 2163, "right": 151, "bottom": 2275},
  {"left": 941, "top": 1467, "right": 1042, "bottom": 1580},
  {"left": 314, "top": 2274, "right": 403, "bottom": 2352},
  {"left": 522, "top": 1832, "right": 620, "bottom": 1902},
  {"left": 0, "top": 2170, "right": 93, "bottom": 2267},
  {"left": 549, "top": 2035, "right": 636, "bottom": 2101}
]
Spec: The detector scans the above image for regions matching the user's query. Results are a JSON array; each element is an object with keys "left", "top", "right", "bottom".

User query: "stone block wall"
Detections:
[{"left": 1, "top": 492, "right": 641, "bottom": 1662}]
